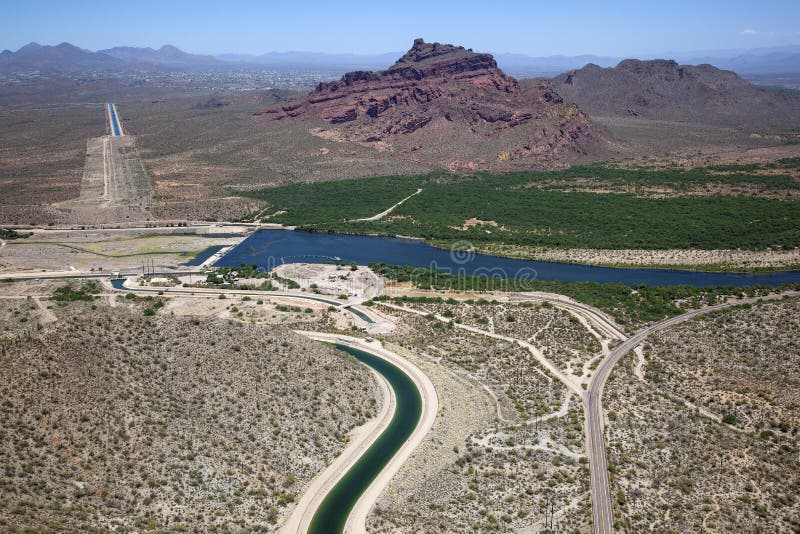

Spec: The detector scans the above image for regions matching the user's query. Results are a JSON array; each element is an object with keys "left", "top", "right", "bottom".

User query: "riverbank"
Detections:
[
  {"left": 243, "top": 164, "right": 800, "bottom": 249},
  {"left": 428, "top": 240, "right": 800, "bottom": 274}
]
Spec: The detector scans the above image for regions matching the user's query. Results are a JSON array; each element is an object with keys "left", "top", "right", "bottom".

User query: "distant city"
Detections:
[{"left": 2, "top": 41, "right": 799, "bottom": 91}]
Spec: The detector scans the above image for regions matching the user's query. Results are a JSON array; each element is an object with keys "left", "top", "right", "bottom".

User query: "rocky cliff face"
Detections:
[{"left": 258, "top": 39, "right": 605, "bottom": 168}]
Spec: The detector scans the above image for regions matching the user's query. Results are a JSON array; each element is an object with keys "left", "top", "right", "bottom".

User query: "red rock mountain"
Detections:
[{"left": 259, "top": 39, "right": 605, "bottom": 168}]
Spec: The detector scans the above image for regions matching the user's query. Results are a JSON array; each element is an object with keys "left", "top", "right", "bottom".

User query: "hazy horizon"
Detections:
[
  {"left": 6, "top": 40, "right": 800, "bottom": 63},
  {"left": 4, "top": 0, "right": 800, "bottom": 58}
]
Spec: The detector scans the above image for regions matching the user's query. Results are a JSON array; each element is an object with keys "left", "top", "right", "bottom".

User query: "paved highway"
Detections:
[
  {"left": 510, "top": 292, "right": 627, "bottom": 341},
  {"left": 584, "top": 291, "right": 799, "bottom": 534}
]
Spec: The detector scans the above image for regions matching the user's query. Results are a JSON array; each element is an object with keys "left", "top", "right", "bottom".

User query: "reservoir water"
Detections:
[{"left": 216, "top": 230, "right": 800, "bottom": 287}]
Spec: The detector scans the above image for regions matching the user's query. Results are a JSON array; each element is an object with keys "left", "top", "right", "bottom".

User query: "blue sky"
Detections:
[{"left": 3, "top": 0, "right": 799, "bottom": 56}]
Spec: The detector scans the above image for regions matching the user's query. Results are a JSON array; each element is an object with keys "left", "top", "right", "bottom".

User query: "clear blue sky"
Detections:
[{"left": 3, "top": 0, "right": 799, "bottom": 56}]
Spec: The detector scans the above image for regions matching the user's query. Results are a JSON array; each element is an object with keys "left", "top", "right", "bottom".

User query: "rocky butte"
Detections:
[
  {"left": 258, "top": 39, "right": 607, "bottom": 168},
  {"left": 551, "top": 59, "right": 800, "bottom": 128}
]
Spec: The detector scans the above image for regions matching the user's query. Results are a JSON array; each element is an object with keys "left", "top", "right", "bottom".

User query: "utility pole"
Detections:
[
  {"left": 543, "top": 491, "right": 555, "bottom": 533},
  {"left": 544, "top": 496, "right": 549, "bottom": 534},
  {"left": 533, "top": 381, "right": 540, "bottom": 436}
]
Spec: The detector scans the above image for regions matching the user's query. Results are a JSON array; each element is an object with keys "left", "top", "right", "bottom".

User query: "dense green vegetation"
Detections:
[
  {"left": 272, "top": 273, "right": 300, "bottom": 289},
  {"left": 216, "top": 264, "right": 271, "bottom": 279},
  {"left": 51, "top": 281, "right": 101, "bottom": 302},
  {"left": 370, "top": 263, "right": 800, "bottom": 325},
  {"left": 0, "top": 228, "right": 31, "bottom": 240},
  {"left": 242, "top": 163, "right": 800, "bottom": 250},
  {"left": 246, "top": 175, "right": 425, "bottom": 223},
  {"left": 204, "top": 265, "right": 303, "bottom": 291}
]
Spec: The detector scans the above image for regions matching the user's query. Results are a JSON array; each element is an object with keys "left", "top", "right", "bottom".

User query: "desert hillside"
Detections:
[
  {"left": 0, "top": 299, "right": 377, "bottom": 531},
  {"left": 550, "top": 59, "right": 800, "bottom": 128}
]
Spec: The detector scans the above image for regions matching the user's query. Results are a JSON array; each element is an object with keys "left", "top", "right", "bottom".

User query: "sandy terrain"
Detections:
[
  {"left": 366, "top": 342, "right": 495, "bottom": 527},
  {"left": 161, "top": 294, "right": 356, "bottom": 330},
  {"left": 3, "top": 261, "right": 798, "bottom": 532},
  {"left": 615, "top": 140, "right": 800, "bottom": 171},
  {"left": 0, "top": 229, "right": 244, "bottom": 273},
  {"left": 0, "top": 279, "right": 65, "bottom": 296},
  {"left": 55, "top": 134, "right": 154, "bottom": 224},
  {"left": 274, "top": 263, "right": 384, "bottom": 300}
]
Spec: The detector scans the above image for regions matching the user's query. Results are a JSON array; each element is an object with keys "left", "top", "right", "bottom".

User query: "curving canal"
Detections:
[{"left": 308, "top": 344, "right": 422, "bottom": 534}]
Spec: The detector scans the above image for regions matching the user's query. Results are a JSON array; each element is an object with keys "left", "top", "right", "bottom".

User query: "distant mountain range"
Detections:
[
  {"left": 668, "top": 45, "right": 800, "bottom": 76},
  {"left": 0, "top": 42, "right": 226, "bottom": 74},
  {"left": 213, "top": 47, "right": 800, "bottom": 77},
  {"left": 212, "top": 45, "right": 800, "bottom": 77},
  {"left": 99, "top": 45, "right": 220, "bottom": 68},
  {"left": 1, "top": 41, "right": 798, "bottom": 80},
  {"left": 0, "top": 42, "right": 126, "bottom": 73}
]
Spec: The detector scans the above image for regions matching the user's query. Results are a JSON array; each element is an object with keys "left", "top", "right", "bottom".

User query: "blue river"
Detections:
[{"left": 213, "top": 230, "right": 800, "bottom": 287}]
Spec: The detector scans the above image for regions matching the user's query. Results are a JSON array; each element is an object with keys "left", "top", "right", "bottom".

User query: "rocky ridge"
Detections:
[
  {"left": 551, "top": 59, "right": 800, "bottom": 127},
  {"left": 259, "top": 39, "right": 605, "bottom": 166}
]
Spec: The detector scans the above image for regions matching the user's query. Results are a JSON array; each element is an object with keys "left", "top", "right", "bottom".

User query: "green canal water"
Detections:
[{"left": 308, "top": 344, "right": 422, "bottom": 534}]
